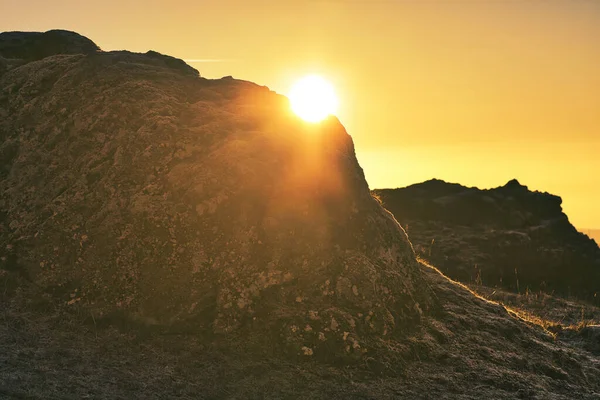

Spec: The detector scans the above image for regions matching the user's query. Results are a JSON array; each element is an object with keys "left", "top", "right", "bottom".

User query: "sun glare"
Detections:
[{"left": 289, "top": 75, "right": 339, "bottom": 123}]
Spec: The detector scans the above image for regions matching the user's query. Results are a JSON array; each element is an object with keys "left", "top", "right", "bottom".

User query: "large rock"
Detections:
[{"left": 0, "top": 41, "right": 432, "bottom": 359}]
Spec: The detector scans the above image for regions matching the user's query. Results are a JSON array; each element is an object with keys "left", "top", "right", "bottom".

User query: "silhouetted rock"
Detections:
[
  {"left": 145, "top": 50, "right": 199, "bottom": 76},
  {"left": 0, "top": 30, "right": 200, "bottom": 78},
  {"left": 582, "top": 229, "right": 600, "bottom": 245},
  {"left": 374, "top": 180, "right": 600, "bottom": 301},
  {"left": 0, "top": 30, "right": 99, "bottom": 63}
]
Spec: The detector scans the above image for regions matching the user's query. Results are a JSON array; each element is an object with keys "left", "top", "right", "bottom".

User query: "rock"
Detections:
[
  {"left": 0, "top": 30, "right": 100, "bottom": 62},
  {"left": 0, "top": 30, "right": 199, "bottom": 78},
  {"left": 0, "top": 38, "right": 432, "bottom": 360},
  {"left": 374, "top": 179, "right": 600, "bottom": 301}
]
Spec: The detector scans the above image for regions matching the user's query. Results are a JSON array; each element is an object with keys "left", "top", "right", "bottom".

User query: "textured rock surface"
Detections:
[
  {"left": 0, "top": 42, "right": 431, "bottom": 359},
  {"left": 0, "top": 30, "right": 199, "bottom": 78},
  {"left": 0, "top": 30, "right": 100, "bottom": 73},
  {"left": 374, "top": 179, "right": 600, "bottom": 301}
]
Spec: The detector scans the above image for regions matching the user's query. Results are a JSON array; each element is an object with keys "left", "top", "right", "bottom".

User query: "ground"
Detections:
[{"left": 2, "top": 263, "right": 599, "bottom": 399}]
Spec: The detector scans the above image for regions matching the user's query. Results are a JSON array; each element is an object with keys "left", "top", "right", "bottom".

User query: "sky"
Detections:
[{"left": 2, "top": 0, "right": 599, "bottom": 228}]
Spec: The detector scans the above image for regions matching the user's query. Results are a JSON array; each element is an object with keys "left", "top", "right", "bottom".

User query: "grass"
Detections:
[
  {"left": 418, "top": 256, "right": 600, "bottom": 343},
  {"left": 471, "top": 282, "right": 600, "bottom": 328}
]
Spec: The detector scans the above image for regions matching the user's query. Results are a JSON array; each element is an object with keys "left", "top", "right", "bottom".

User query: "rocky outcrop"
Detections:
[
  {"left": 0, "top": 30, "right": 199, "bottom": 78},
  {"left": 0, "top": 36, "right": 431, "bottom": 360},
  {"left": 0, "top": 30, "right": 99, "bottom": 72},
  {"left": 374, "top": 179, "right": 600, "bottom": 301}
]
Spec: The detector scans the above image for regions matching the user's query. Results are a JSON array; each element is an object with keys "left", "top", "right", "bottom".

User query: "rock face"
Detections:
[
  {"left": 0, "top": 30, "right": 199, "bottom": 78},
  {"left": 0, "top": 30, "right": 100, "bottom": 74},
  {"left": 374, "top": 179, "right": 600, "bottom": 301},
  {"left": 0, "top": 35, "right": 432, "bottom": 359}
]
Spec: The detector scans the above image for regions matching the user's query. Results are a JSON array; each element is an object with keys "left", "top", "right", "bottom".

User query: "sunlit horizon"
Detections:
[{"left": 2, "top": 0, "right": 598, "bottom": 228}]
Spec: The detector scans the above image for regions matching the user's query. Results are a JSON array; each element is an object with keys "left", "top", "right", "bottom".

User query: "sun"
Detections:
[{"left": 289, "top": 75, "right": 339, "bottom": 123}]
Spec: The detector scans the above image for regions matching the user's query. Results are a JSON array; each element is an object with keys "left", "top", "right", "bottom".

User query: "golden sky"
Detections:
[{"left": 2, "top": 0, "right": 599, "bottom": 228}]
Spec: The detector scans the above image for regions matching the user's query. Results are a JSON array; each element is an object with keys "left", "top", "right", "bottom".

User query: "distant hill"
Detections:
[
  {"left": 582, "top": 229, "right": 600, "bottom": 245},
  {"left": 374, "top": 179, "right": 600, "bottom": 302}
]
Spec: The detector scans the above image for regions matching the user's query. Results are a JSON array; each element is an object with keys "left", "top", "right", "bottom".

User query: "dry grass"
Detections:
[
  {"left": 370, "top": 192, "right": 383, "bottom": 205},
  {"left": 471, "top": 283, "right": 600, "bottom": 328},
  {"left": 417, "top": 257, "right": 505, "bottom": 308}
]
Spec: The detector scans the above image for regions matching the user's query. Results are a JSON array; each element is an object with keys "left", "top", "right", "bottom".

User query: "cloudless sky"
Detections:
[{"left": 2, "top": 0, "right": 599, "bottom": 228}]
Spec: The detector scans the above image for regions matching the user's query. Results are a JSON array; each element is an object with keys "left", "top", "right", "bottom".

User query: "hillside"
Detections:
[
  {"left": 374, "top": 179, "right": 600, "bottom": 302},
  {"left": 1, "top": 31, "right": 600, "bottom": 399}
]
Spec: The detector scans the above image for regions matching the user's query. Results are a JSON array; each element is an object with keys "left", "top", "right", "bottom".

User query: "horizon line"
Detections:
[{"left": 184, "top": 59, "right": 230, "bottom": 63}]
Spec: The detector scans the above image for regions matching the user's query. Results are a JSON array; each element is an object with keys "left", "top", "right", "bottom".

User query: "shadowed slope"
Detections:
[{"left": 374, "top": 179, "right": 600, "bottom": 301}]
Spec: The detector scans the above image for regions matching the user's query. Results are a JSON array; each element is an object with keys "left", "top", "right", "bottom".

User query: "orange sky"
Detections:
[{"left": 2, "top": 0, "right": 599, "bottom": 228}]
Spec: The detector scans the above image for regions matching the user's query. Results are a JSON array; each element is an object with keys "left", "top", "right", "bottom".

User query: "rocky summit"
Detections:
[
  {"left": 1, "top": 31, "right": 600, "bottom": 399},
  {"left": 374, "top": 179, "right": 600, "bottom": 302},
  {"left": 0, "top": 30, "right": 99, "bottom": 73}
]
